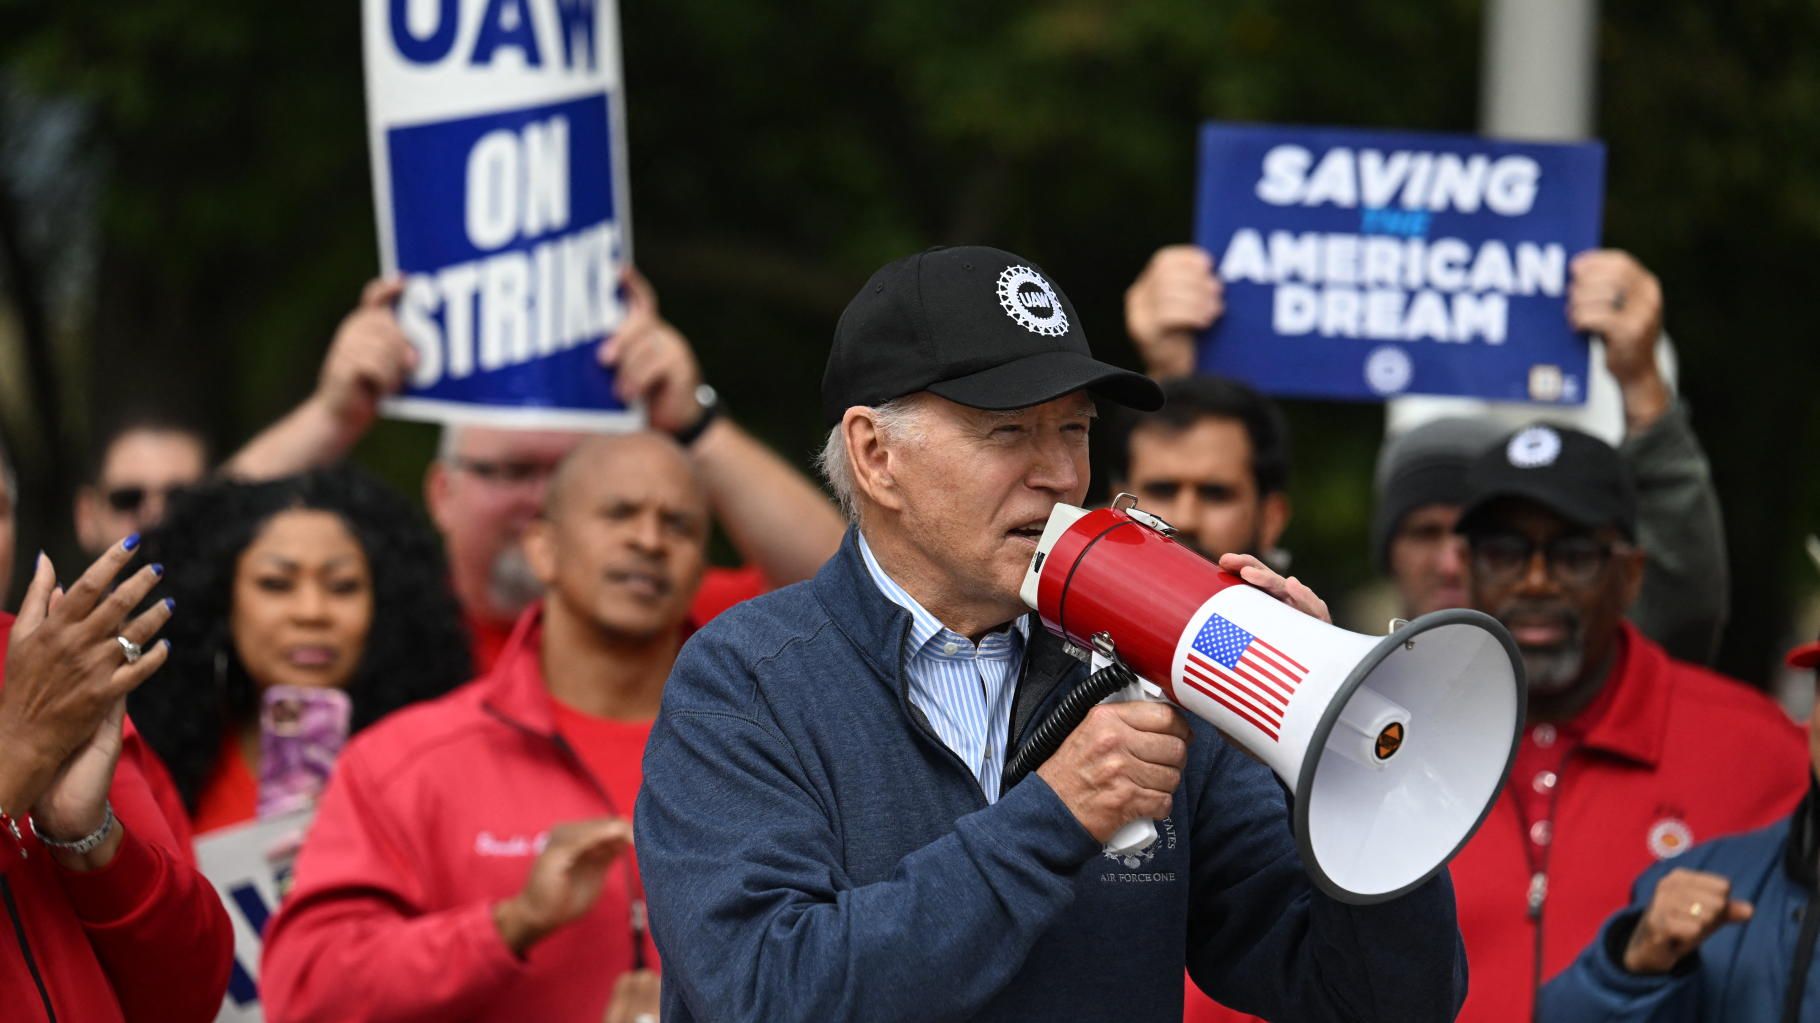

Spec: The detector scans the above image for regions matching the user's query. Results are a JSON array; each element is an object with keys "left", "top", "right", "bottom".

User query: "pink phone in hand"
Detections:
[{"left": 258, "top": 686, "right": 352, "bottom": 820}]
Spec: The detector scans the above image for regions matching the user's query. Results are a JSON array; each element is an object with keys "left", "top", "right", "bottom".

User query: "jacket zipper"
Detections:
[
  {"left": 480, "top": 706, "right": 650, "bottom": 973},
  {"left": 2, "top": 877, "right": 56, "bottom": 1022}
]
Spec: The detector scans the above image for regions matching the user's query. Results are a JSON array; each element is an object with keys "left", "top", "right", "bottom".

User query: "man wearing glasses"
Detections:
[
  {"left": 228, "top": 270, "right": 845, "bottom": 671},
  {"left": 73, "top": 415, "right": 210, "bottom": 554},
  {"left": 1439, "top": 422, "right": 1807, "bottom": 1023}
]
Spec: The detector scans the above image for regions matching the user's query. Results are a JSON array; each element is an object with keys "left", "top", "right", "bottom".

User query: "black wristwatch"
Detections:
[{"left": 671, "top": 384, "right": 721, "bottom": 447}]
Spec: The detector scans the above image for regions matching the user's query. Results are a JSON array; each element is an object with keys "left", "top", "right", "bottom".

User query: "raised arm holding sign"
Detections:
[
  {"left": 1191, "top": 123, "right": 1605, "bottom": 405},
  {"left": 363, "top": 0, "right": 636, "bottom": 429}
]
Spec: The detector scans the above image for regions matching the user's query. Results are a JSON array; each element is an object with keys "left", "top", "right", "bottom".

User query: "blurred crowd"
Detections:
[{"left": 0, "top": 237, "right": 1812, "bottom": 1022}]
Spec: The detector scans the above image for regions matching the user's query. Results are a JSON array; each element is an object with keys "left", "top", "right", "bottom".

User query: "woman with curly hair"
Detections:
[{"left": 129, "top": 465, "right": 471, "bottom": 833}]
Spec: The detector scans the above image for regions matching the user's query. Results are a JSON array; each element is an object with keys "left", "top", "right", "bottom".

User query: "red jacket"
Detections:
[
  {"left": 1185, "top": 622, "right": 1807, "bottom": 1023},
  {"left": 261, "top": 609, "right": 659, "bottom": 1022},
  {"left": 0, "top": 610, "right": 234, "bottom": 1022}
]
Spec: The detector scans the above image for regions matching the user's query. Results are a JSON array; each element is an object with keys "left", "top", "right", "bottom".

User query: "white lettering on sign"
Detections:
[
  {"left": 388, "top": 0, "right": 600, "bottom": 71},
  {"left": 1255, "top": 144, "right": 1541, "bottom": 216},
  {"left": 397, "top": 222, "right": 621, "bottom": 388},
  {"left": 1220, "top": 230, "right": 1564, "bottom": 295},
  {"left": 465, "top": 115, "right": 570, "bottom": 251}
]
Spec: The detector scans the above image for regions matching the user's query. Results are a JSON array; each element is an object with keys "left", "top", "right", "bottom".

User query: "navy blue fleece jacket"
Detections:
[{"left": 636, "top": 529, "right": 1467, "bottom": 1021}]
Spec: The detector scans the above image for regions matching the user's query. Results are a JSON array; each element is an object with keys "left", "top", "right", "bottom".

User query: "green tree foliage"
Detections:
[{"left": 0, "top": 0, "right": 1814, "bottom": 682}]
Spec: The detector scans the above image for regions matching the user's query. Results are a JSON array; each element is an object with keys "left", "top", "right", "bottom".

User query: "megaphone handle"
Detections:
[
  {"left": 1105, "top": 818, "right": 1159, "bottom": 858},
  {"left": 1090, "top": 652, "right": 1167, "bottom": 858}
]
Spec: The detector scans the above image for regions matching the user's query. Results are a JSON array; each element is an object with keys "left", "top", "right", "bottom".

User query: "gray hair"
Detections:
[
  {"left": 817, "top": 396, "right": 929, "bottom": 521},
  {"left": 436, "top": 424, "right": 462, "bottom": 463}
]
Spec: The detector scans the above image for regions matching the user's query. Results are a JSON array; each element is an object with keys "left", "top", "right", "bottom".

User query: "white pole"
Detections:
[
  {"left": 1387, "top": 0, "right": 1674, "bottom": 446},
  {"left": 1480, "top": 0, "right": 1598, "bottom": 141}
]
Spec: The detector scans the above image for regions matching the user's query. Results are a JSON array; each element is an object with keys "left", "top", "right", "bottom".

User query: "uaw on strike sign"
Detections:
[
  {"left": 364, "top": 0, "right": 636, "bottom": 428},
  {"left": 1194, "top": 123, "right": 1605, "bottom": 405}
]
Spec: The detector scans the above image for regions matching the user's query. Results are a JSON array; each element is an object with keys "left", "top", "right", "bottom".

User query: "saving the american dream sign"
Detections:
[
  {"left": 364, "top": 0, "right": 637, "bottom": 428},
  {"left": 1193, "top": 123, "right": 1605, "bottom": 405}
]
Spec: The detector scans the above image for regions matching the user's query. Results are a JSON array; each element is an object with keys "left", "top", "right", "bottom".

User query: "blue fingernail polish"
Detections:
[
  {"left": 151, "top": 563, "right": 164, "bottom": 576},
  {"left": 164, "top": 597, "right": 175, "bottom": 612},
  {"left": 123, "top": 533, "right": 141, "bottom": 552}
]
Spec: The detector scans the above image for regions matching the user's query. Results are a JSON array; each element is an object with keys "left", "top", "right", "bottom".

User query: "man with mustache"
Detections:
[
  {"left": 636, "top": 246, "right": 1466, "bottom": 1022},
  {"left": 262, "top": 433, "right": 706, "bottom": 1023},
  {"left": 1441, "top": 421, "right": 1807, "bottom": 1022}
]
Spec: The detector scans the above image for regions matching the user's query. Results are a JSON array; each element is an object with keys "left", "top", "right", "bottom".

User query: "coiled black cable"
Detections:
[{"left": 1002, "top": 658, "right": 1142, "bottom": 791}]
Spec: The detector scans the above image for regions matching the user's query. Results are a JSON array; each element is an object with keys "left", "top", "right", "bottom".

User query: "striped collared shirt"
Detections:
[{"left": 858, "top": 533, "right": 1027, "bottom": 803}]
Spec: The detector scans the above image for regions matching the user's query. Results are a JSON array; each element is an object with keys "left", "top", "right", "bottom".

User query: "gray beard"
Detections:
[
  {"left": 1521, "top": 642, "right": 1586, "bottom": 696},
  {"left": 486, "top": 545, "right": 545, "bottom": 617}
]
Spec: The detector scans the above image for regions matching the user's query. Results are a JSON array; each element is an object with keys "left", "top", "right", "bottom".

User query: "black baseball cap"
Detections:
[
  {"left": 1454, "top": 423, "right": 1637, "bottom": 539},
  {"left": 821, "top": 246, "right": 1163, "bottom": 426}
]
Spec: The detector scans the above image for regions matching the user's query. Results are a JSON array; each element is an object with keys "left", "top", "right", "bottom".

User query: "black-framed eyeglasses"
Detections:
[
  {"left": 104, "top": 484, "right": 188, "bottom": 514},
  {"left": 1468, "top": 532, "right": 1625, "bottom": 587}
]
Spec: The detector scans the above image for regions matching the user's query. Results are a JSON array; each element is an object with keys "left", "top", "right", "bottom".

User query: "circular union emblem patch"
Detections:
[
  {"left": 1507, "top": 425, "right": 1563, "bottom": 468},
  {"left": 1646, "top": 817, "right": 1694, "bottom": 860},
  {"left": 1364, "top": 345, "right": 1413, "bottom": 396},
  {"left": 996, "top": 265, "right": 1069, "bottom": 337}
]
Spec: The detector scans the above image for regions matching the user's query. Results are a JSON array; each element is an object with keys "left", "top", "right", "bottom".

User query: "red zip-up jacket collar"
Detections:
[
  {"left": 476, "top": 603, "right": 564, "bottom": 738},
  {"left": 261, "top": 603, "right": 656, "bottom": 1022}
]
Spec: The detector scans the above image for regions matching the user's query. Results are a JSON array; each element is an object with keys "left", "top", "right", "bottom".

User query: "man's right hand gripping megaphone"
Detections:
[{"left": 1010, "top": 496, "right": 1525, "bottom": 904}]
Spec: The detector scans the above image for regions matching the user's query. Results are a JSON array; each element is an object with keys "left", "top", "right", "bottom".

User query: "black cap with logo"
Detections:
[
  {"left": 1454, "top": 423, "right": 1638, "bottom": 539},
  {"left": 821, "top": 245, "right": 1163, "bottom": 426}
]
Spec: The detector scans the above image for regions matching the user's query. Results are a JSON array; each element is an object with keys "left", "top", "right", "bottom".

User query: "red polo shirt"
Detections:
[{"left": 1184, "top": 621, "right": 1806, "bottom": 1023}]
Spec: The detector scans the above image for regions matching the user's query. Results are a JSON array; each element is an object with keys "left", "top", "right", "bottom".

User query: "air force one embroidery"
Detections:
[{"left": 996, "top": 265, "right": 1069, "bottom": 337}]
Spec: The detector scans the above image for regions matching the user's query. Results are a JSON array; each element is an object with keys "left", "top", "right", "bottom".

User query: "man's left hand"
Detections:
[
  {"left": 597, "top": 267, "right": 706, "bottom": 435},
  {"left": 1218, "top": 553, "right": 1331, "bottom": 623},
  {"left": 1567, "top": 250, "right": 1670, "bottom": 432}
]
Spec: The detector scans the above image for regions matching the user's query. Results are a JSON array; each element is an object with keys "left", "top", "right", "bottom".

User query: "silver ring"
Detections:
[
  {"left": 116, "top": 636, "right": 144, "bottom": 665},
  {"left": 1611, "top": 290, "right": 1627, "bottom": 312}
]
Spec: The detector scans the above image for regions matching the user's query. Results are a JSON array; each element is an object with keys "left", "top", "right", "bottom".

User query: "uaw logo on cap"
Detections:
[
  {"left": 1507, "top": 425, "right": 1563, "bottom": 469},
  {"left": 996, "top": 265, "right": 1069, "bottom": 337}
]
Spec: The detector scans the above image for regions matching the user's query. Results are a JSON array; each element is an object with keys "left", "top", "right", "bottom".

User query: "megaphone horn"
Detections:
[{"left": 1013, "top": 497, "right": 1524, "bottom": 905}]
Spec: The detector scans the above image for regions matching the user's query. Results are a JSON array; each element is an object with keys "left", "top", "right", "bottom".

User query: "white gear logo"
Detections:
[
  {"left": 1507, "top": 425, "right": 1563, "bottom": 468},
  {"left": 996, "top": 266, "right": 1069, "bottom": 337}
]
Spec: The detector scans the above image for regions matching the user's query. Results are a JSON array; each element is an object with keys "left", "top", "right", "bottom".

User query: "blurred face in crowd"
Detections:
[
  {"left": 525, "top": 434, "right": 709, "bottom": 642},
  {"left": 1389, "top": 503, "right": 1470, "bottom": 616},
  {"left": 1117, "top": 416, "right": 1288, "bottom": 561},
  {"left": 426, "top": 426, "right": 585, "bottom": 624},
  {"left": 852, "top": 391, "right": 1093, "bottom": 635},
  {"left": 231, "top": 509, "right": 375, "bottom": 692},
  {"left": 1466, "top": 498, "right": 1642, "bottom": 710},
  {"left": 75, "top": 428, "right": 209, "bottom": 554}
]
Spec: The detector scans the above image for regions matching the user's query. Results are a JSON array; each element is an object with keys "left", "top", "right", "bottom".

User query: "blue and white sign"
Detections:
[
  {"left": 197, "top": 811, "right": 313, "bottom": 1022},
  {"left": 1194, "top": 123, "right": 1605, "bottom": 405},
  {"left": 364, "top": 0, "right": 637, "bottom": 428}
]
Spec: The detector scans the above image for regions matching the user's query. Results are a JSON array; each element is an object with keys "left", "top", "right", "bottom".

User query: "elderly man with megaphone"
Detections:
[{"left": 635, "top": 246, "right": 1526, "bottom": 1022}]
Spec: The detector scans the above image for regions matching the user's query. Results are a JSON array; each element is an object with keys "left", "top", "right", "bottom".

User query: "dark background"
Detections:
[{"left": 0, "top": 1, "right": 1814, "bottom": 686}]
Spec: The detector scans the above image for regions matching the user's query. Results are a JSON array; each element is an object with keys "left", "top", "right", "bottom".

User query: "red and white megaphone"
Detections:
[{"left": 1016, "top": 497, "right": 1523, "bottom": 904}]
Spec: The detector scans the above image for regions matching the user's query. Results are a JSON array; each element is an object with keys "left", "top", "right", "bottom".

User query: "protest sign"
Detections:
[
  {"left": 197, "top": 810, "right": 315, "bottom": 1022},
  {"left": 363, "top": 0, "right": 637, "bottom": 428},
  {"left": 1194, "top": 122, "right": 1605, "bottom": 404}
]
